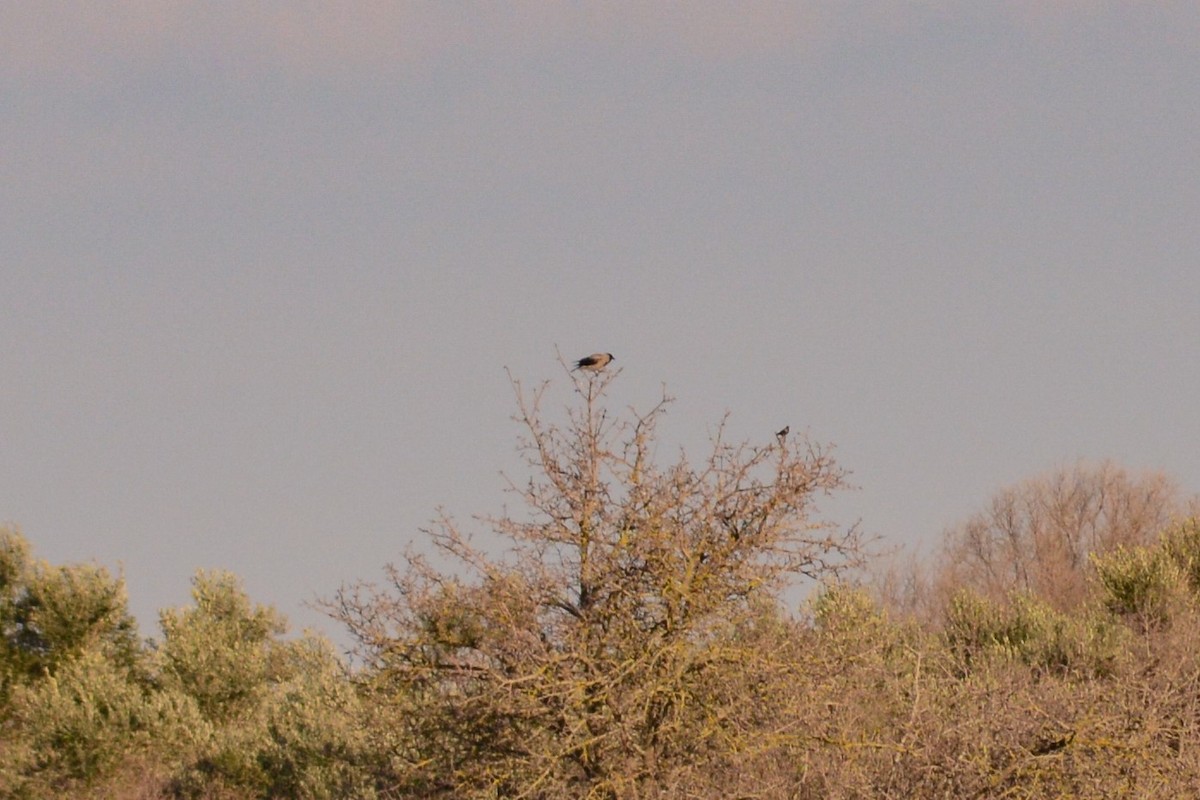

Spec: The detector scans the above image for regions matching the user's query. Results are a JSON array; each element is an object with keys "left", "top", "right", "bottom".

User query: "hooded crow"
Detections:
[{"left": 573, "top": 352, "right": 615, "bottom": 372}]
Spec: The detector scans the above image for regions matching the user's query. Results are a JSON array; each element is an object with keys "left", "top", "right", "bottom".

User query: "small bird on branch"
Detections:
[
  {"left": 776, "top": 426, "right": 790, "bottom": 441},
  {"left": 573, "top": 353, "right": 615, "bottom": 372}
]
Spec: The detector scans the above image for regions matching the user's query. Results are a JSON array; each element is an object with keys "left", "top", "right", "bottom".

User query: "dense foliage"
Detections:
[{"left": 4, "top": 374, "right": 1200, "bottom": 798}]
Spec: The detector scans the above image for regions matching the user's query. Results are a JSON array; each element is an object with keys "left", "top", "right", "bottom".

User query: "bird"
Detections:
[
  {"left": 573, "top": 353, "right": 615, "bottom": 372},
  {"left": 775, "top": 425, "right": 790, "bottom": 441}
]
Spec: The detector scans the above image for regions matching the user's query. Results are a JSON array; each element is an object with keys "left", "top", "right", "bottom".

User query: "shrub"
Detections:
[
  {"left": 1, "top": 526, "right": 141, "bottom": 697},
  {"left": 943, "top": 590, "right": 1124, "bottom": 678},
  {"left": 4, "top": 649, "right": 205, "bottom": 796},
  {"left": 1092, "top": 545, "right": 1185, "bottom": 628}
]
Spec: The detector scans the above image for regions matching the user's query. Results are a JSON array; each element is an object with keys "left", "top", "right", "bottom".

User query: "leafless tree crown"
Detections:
[{"left": 330, "top": 365, "right": 864, "bottom": 797}]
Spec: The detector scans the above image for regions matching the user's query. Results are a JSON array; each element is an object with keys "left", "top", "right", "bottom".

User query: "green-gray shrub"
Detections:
[
  {"left": 4, "top": 649, "right": 207, "bottom": 795},
  {"left": 944, "top": 591, "right": 1123, "bottom": 677},
  {"left": 1091, "top": 545, "right": 1184, "bottom": 626}
]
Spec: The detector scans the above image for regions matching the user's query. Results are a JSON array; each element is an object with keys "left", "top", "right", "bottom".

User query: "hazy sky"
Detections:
[{"left": 4, "top": 3, "right": 1199, "bottom": 642}]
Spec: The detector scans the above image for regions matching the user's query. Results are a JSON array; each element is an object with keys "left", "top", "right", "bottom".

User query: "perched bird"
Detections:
[
  {"left": 573, "top": 352, "right": 615, "bottom": 372},
  {"left": 775, "top": 425, "right": 790, "bottom": 441}
]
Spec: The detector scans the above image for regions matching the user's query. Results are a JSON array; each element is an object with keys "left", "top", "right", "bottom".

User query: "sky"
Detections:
[{"left": 3, "top": 3, "right": 1199, "bottom": 643}]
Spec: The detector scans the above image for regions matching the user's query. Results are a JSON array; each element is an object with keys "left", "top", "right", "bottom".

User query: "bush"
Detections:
[
  {"left": 1161, "top": 517, "right": 1200, "bottom": 593},
  {"left": 943, "top": 591, "right": 1124, "bottom": 678},
  {"left": 256, "top": 638, "right": 379, "bottom": 800},
  {"left": 1092, "top": 545, "right": 1185, "bottom": 628},
  {"left": 160, "top": 572, "right": 380, "bottom": 799},
  {"left": 1, "top": 526, "right": 141, "bottom": 698},
  {"left": 4, "top": 649, "right": 206, "bottom": 797},
  {"left": 155, "top": 571, "right": 291, "bottom": 723}
]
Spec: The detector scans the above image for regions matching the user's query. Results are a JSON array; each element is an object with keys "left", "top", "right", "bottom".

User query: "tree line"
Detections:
[{"left": 3, "top": 369, "right": 1199, "bottom": 798}]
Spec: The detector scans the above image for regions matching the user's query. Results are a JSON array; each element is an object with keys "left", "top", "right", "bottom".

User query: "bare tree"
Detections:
[
  {"left": 936, "top": 462, "right": 1193, "bottom": 611},
  {"left": 329, "top": 364, "right": 865, "bottom": 798}
]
